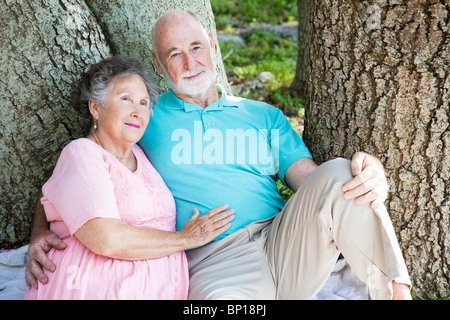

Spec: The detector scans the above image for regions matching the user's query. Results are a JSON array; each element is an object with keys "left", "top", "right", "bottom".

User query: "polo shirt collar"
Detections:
[{"left": 163, "top": 85, "right": 244, "bottom": 112}]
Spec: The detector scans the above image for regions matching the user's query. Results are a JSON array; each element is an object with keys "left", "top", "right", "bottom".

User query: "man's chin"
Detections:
[{"left": 173, "top": 79, "right": 215, "bottom": 96}]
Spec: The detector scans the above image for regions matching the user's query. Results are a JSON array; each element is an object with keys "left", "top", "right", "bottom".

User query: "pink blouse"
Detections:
[{"left": 25, "top": 138, "right": 188, "bottom": 299}]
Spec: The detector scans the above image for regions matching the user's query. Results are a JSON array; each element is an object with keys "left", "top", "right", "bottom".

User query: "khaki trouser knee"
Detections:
[{"left": 266, "top": 158, "right": 411, "bottom": 300}]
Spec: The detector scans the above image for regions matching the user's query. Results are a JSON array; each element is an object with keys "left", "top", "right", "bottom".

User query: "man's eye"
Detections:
[{"left": 171, "top": 52, "right": 180, "bottom": 58}]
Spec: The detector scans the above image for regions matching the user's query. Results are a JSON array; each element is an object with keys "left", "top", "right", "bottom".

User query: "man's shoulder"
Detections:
[
  {"left": 155, "top": 90, "right": 172, "bottom": 107},
  {"left": 227, "top": 94, "right": 281, "bottom": 114}
]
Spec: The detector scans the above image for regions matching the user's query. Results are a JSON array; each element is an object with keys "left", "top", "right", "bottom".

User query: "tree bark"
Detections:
[
  {"left": 0, "top": 0, "right": 228, "bottom": 249},
  {"left": 0, "top": 0, "right": 111, "bottom": 248},
  {"left": 290, "top": 0, "right": 310, "bottom": 99},
  {"left": 303, "top": 0, "right": 449, "bottom": 298},
  {"left": 85, "top": 0, "right": 230, "bottom": 92}
]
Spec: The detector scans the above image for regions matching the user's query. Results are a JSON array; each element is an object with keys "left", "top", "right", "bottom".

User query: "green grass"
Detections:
[{"left": 412, "top": 285, "right": 450, "bottom": 300}]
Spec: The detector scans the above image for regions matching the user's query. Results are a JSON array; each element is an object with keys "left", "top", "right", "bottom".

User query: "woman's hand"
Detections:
[{"left": 180, "top": 204, "right": 234, "bottom": 249}]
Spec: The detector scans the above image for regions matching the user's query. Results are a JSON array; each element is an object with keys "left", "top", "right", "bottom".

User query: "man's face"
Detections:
[{"left": 153, "top": 15, "right": 216, "bottom": 96}]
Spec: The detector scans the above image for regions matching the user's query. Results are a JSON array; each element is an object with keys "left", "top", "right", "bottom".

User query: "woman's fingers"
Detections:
[
  {"left": 211, "top": 209, "right": 235, "bottom": 229},
  {"left": 190, "top": 208, "right": 200, "bottom": 220},
  {"left": 205, "top": 204, "right": 229, "bottom": 217},
  {"left": 187, "top": 205, "right": 235, "bottom": 243}
]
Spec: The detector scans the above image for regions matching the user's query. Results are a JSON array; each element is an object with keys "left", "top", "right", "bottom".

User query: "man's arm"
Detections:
[
  {"left": 284, "top": 152, "right": 389, "bottom": 209},
  {"left": 284, "top": 157, "right": 318, "bottom": 192},
  {"left": 25, "top": 192, "right": 67, "bottom": 289}
]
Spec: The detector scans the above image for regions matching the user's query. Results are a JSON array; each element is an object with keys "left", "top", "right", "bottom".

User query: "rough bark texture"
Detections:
[
  {"left": 86, "top": 0, "right": 230, "bottom": 92},
  {"left": 0, "top": 0, "right": 111, "bottom": 249},
  {"left": 303, "top": 0, "right": 449, "bottom": 297},
  {"left": 290, "top": 0, "right": 310, "bottom": 99},
  {"left": 0, "top": 0, "right": 229, "bottom": 249}
]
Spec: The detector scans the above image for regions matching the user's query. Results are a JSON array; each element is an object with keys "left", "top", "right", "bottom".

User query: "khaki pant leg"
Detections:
[
  {"left": 266, "top": 158, "right": 411, "bottom": 300},
  {"left": 187, "top": 219, "right": 276, "bottom": 300}
]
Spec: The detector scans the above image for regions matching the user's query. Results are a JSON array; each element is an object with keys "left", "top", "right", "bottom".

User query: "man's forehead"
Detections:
[{"left": 153, "top": 11, "right": 211, "bottom": 57}]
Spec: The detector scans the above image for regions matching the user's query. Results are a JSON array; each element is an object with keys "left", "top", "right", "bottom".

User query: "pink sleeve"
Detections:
[{"left": 42, "top": 139, "right": 121, "bottom": 235}]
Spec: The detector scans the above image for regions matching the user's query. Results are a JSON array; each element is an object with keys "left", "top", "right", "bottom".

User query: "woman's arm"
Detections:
[
  {"left": 74, "top": 205, "right": 234, "bottom": 260},
  {"left": 26, "top": 195, "right": 233, "bottom": 287}
]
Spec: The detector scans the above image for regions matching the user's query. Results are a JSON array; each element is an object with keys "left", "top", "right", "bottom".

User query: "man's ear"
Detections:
[
  {"left": 207, "top": 31, "right": 216, "bottom": 57},
  {"left": 151, "top": 50, "right": 164, "bottom": 75}
]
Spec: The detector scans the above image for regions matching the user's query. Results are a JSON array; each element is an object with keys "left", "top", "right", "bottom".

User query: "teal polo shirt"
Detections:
[{"left": 138, "top": 88, "right": 312, "bottom": 240}]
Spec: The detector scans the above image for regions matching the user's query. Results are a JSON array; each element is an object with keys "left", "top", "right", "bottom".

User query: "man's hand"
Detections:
[
  {"left": 25, "top": 230, "right": 66, "bottom": 289},
  {"left": 342, "top": 152, "right": 389, "bottom": 209}
]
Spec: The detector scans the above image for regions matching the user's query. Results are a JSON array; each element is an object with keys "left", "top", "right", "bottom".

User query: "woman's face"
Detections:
[{"left": 91, "top": 75, "right": 151, "bottom": 145}]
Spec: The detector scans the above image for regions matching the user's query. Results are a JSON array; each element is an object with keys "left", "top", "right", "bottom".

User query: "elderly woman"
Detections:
[{"left": 24, "top": 56, "right": 234, "bottom": 300}]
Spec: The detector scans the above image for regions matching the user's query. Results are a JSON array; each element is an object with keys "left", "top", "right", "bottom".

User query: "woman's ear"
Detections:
[{"left": 88, "top": 99, "right": 100, "bottom": 120}]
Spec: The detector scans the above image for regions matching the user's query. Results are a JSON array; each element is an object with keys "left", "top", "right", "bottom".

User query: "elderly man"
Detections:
[{"left": 26, "top": 10, "right": 411, "bottom": 299}]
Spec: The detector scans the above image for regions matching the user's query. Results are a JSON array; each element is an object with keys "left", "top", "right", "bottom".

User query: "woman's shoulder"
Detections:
[
  {"left": 132, "top": 144, "right": 152, "bottom": 167},
  {"left": 45, "top": 139, "right": 109, "bottom": 188},
  {"left": 132, "top": 144, "right": 160, "bottom": 174},
  {"left": 131, "top": 144, "right": 145, "bottom": 157},
  {"left": 59, "top": 138, "right": 106, "bottom": 163}
]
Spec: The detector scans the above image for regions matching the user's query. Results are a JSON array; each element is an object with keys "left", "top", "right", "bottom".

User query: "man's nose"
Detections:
[{"left": 183, "top": 52, "right": 196, "bottom": 70}]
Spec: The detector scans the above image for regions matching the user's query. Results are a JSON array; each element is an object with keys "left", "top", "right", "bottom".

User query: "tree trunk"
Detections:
[
  {"left": 0, "top": 0, "right": 228, "bottom": 249},
  {"left": 85, "top": 0, "right": 230, "bottom": 92},
  {"left": 302, "top": 0, "right": 449, "bottom": 298},
  {"left": 0, "top": 0, "right": 111, "bottom": 249},
  {"left": 290, "top": 0, "right": 310, "bottom": 99}
]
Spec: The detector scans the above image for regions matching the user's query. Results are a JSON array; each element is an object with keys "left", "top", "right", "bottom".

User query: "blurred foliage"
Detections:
[
  {"left": 211, "top": 0, "right": 297, "bottom": 30},
  {"left": 221, "top": 30, "right": 297, "bottom": 86}
]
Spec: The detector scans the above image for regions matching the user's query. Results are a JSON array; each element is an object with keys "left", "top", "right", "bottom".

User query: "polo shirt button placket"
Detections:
[{"left": 202, "top": 109, "right": 212, "bottom": 128}]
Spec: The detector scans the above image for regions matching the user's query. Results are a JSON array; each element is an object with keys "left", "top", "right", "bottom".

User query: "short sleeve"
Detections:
[
  {"left": 41, "top": 139, "right": 121, "bottom": 235},
  {"left": 271, "top": 108, "right": 313, "bottom": 185}
]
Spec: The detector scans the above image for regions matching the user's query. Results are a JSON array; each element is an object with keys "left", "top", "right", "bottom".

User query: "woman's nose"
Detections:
[{"left": 130, "top": 104, "right": 144, "bottom": 118}]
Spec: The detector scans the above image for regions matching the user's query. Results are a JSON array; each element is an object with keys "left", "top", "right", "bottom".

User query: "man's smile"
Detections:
[{"left": 183, "top": 70, "right": 204, "bottom": 80}]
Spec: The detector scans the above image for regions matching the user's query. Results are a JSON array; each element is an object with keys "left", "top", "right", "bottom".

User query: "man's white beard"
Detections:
[{"left": 161, "top": 60, "right": 216, "bottom": 96}]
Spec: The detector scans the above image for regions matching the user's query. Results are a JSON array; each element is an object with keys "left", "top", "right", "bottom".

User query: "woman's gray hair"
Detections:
[{"left": 73, "top": 55, "right": 159, "bottom": 134}]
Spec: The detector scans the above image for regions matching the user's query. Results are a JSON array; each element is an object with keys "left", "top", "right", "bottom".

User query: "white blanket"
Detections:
[
  {"left": 313, "top": 257, "right": 370, "bottom": 300},
  {"left": 0, "top": 245, "right": 369, "bottom": 300},
  {"left": 0, "top": 245, "right": 28, "bottom": 300}
]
